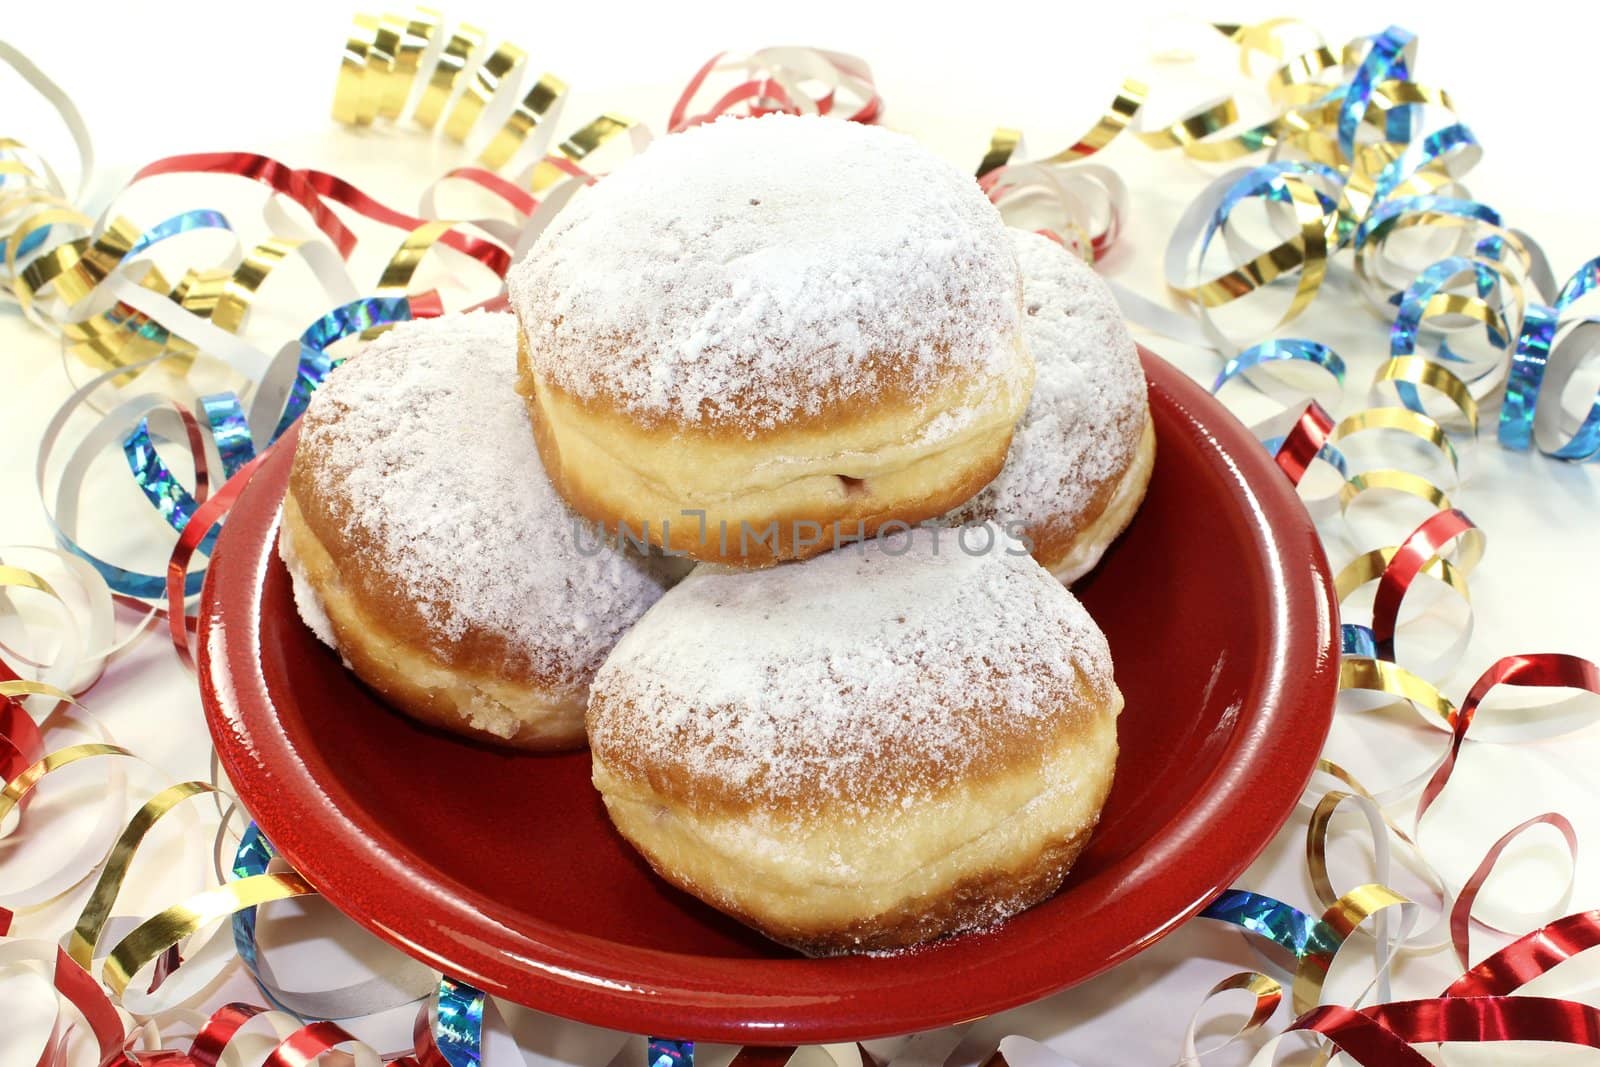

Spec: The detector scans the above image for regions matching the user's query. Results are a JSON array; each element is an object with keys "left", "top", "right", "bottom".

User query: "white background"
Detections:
[{"left": 4, "top": 2, "right": 1600, "bottom": 1065}]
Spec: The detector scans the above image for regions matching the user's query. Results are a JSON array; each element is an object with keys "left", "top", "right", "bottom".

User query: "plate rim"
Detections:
[{"left": 200, "top": 347, "right": 1340, "bottom": 1044}]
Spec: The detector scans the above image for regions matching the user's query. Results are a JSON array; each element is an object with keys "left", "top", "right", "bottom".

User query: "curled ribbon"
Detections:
[{"left": 6, "top": 14, "right": 1600, "bottom": 1067}]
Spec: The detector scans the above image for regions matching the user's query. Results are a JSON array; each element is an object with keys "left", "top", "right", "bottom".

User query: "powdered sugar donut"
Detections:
[
  {"left": 948, "top": 230, "right": 1154, "bottom": 584},
  {"left": 280, "top": 311, "right": 678, "bottom": 750},
  {"left": 508, "top": 114, "right": 1032, "bottom": 566},
  {"left": 587, "top": 525, "right": 1121, "bottom": 954}
]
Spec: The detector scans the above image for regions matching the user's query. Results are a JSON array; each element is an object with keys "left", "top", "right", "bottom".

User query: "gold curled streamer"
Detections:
[
  {"left": 0, "top": 743, "right": 132, "bottom": 822},
  {"left": 1306, "top": 782, "right": 1429, "bottom": 910},
  {"left": 1226, "top": 971, "right": 1282, "bottom": 1026},
  {"left": 985, "top": 20, "right": 1367, "bottom": 174},
  {"left": 478, "top": 73, "right": 566, "bottom": 169},
  {"left": 333, "top": 11, "right": 439, "bottom": 126},
  {"left": 375, "top": 220, "right": 463, "bottom": 294},
  {"left": 334, "top": 14, "right": 384, "bottom": 126},
  {"left": 443, "top": 40, "right": 525, "bottom": 143},
  {"left": 976, "top": 79, "right": 1145, "bottom": 176},
  {"left": 0, "top": 684, "right": 76, "bottom": 710},
  {"left": 1292, "top": 883, "right": 1414, "bottom": 1014},
  {"left": 976, "top": 129, "right": 1023, "bottom": 182},
  {"left": 1305, "top": 761, "right": 1456, "bottom": 965},
  {"left": 527, "top": 113, "right": 638, "bottom": 192},
  {"left": 102, "top": 871, "right": 317, "bottom": 997},
  {"left": 1338, "top": 468, "right": 1453, "bottom": 516},
  {"left": 1133, "top": 97, "right": 1241, "bottom": 152},
  {"left": 1308, "top": 790, "right": 1368, "bottom": 907},
  {"left": 1354, "top": 215, "right": 1530, "bottom": 309},
  {"left": 375, "top": 13, "right": 430, "bottom": 120},
  {"left": 43, "top": 214, "right": 375, "bottom": 385},
  {"left": 0, "top": 565, "right": 66, "bottom": 671},
  {"left": 1177, "top": 970, "right": 1284, "bottom": 1061},
  {"left": 1227, "top": 18, "right": 1328, "bottom": 75},
  {"left": 0, "top": 679, "right": 77, "bottom": 705},
  {"left": 416, "top": 23, "right": 484, "bottom": 130},
  {"left": 1180, "top": 172, "right": 1337, "bottom": 345},
  {"left": 334, "top": 11, "right": 610, "bottom": 196},
  {"left": 1366, "top": 79, "right": 1455, "bottom": 119},
  {"left": 0, "top": 565, "right": 60, "bottom": 603},
  {"left": 1268, "top": 47, "right": 1343, "bottom": 106},
  {"left": 1423, "top": 290, "right": 1513, "bottom": 340},
  {"left": 1338, "top": 657, "right": 1457, "bottom": 725},
  {"left": 16, "top": 215, "right": 139, "bottom": 321},
  {"left": 121, "top": 236, "right": 314, "bottom": 351},
  {"left": 1329, "top": 407, "right": 1460, "bottom": 479},
  {"left": 68, "top": 780, "right": 221, "bottom": 967},
  {"left": 1334, "top": 546, "right": 1469, "bottom": 607},
  {"left": 1372, "top": 356, "right": 1479, "bottom": 433}
]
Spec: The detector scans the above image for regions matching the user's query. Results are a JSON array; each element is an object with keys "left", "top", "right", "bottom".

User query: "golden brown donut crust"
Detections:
[
  {"left": 287, "top": 453, "right": 560, "bottom": 690},
  {"left": 592, "top": 685, "right": 1119, "bottom": 954},
  {"left": 589, "top": 664, "right": 1108, "bottom": 819},
  {"left": 586, "top": 530, "right": 1121, "bottom": 953},
  {"left": 515, "top": 332, "right": 1030, "bottom": 566},
  {"left": 279, "top": 494, "right": 586, "bottom": 749},
  {"left": 280, "top": 310, "right": 675, "bottom": 750},
  {"left": 1032, "top": 413, "right": 1156, "bottom": 582}
]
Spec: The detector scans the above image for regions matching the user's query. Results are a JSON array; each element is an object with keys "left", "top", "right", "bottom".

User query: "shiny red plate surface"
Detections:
[{"left": 201, "top": 349, "right": 1339, "bottom": 1044}]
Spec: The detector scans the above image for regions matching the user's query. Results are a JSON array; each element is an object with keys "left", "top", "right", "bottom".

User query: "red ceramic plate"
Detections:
[{"left": 201, "top": 349, "right": 1338, "bottom": 1044}]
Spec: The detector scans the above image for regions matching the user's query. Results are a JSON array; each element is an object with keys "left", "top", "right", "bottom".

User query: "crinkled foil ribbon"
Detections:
[{"left": 5, "top": 12, "right": 1600, "bottom": 1067}]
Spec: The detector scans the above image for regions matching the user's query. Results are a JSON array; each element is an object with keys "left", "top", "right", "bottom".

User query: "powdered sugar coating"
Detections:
[
  {"left": 293, "top": 310, "right": 673, "bottom": 695},
  {"left": 589, "top": 526, "right": 1115, "bottom": 809},
  {"left": 508, "top": 114, "right": 1022, "bottom": 433},
  {"left": 948, "top": 230, "right": 1146, "bottom": 533}
]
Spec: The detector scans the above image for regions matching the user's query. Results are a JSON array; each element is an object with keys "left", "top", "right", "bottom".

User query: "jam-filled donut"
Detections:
[
  {"left": 508, "top": 114, "right": 1032, "bottom": 567},
  {"left": 587, "top": 526, "right": 1121, "bottom": 954},
  {"left": 279, "top": 311, "right": 678, "bottom": 750},
  {"left": 948, "top": 231, "right": 1154, "bottom": 584}
]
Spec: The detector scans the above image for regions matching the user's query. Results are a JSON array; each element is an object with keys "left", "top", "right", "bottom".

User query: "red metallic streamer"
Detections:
[
  {"left": 1371, "top": 508, "right": 1479, "bottom": 661},
  {"left": 1273, "top": 400, "right": 1335, "bottom": 485}
]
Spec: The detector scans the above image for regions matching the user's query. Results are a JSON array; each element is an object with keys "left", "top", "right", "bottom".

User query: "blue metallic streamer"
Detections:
[
  {"left": 202, "top": 392, "right": 255, "bottom": 478},
  {"left": 647, "top": 1038, "right": 695, "bottom": 1067},
  {"left": 1556, "top": 256, "right": 1600, "bottom": 307},
  {"left": 0, "top": 223, "right": 50, "bottom": 261},
  {"left": 433, "top": 976, "right": 486, "bottom": 1067},
  {"left": 1205, "top": 163, "right": 1343, "bottom": 260},
  {"left": 1387, "top": 256, "right": 1513, "bottom": 413},
  {"left": 229, "top": 823, "right": 298, "bottom": 1014},
  {"left": 1338, "top": 27, "right": 1416, "bottom": 160},
  {"left": 1342, "top": 625, "right": 1379, "bottom": 657},
  {"left": 84, "top": 296, "right": 418, "bottom": 602},
  {"left": 1200, "top": 888, "right": 1341, "bottom": 962},
  {"left": 121, "top": 416, "right": 223, "bottom": 557},
  {"left": 53, "top": 542, "right": 201, "bottom": 600},
  {"left": 123, "top": 417, "right": 198, "bottom": 533},
  {"left": 1368, "top": 123, "right": 1478, "bottom": 205},
  {"left": 1501, "top": 304, "right": 1559, "bottom": 451},
  {"left": 1212, "top": 338, "right": 1347, "bottom": 396},
  {"left": 125, "top": 210, "right": 233, "bottom": 257},
  {"left": 271, "top": 296, "right": 414, "bottom": 441},
  {"left": 1354, "top": 195, "right": 1499, "bottom": 253},
  {"left": 1498, "top": 255, "right": 1600, "bottom": 459}
]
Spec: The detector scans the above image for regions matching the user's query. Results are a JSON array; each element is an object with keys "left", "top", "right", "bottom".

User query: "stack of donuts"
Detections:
[{"left": 280, "top": 114, "right": 1154, "bottom": 955}]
